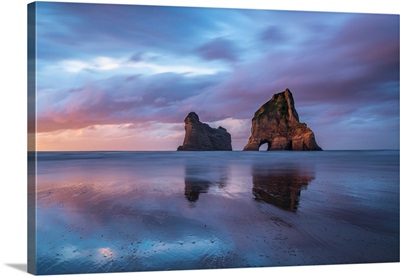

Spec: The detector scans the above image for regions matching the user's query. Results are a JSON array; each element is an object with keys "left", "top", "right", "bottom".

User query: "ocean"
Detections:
[{"left": 32, "top": 151, "right": 399, "bottom": 274}]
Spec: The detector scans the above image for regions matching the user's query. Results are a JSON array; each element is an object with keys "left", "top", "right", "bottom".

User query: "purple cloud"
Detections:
[
  {"left": 37, "top": 72, "right": 228, "bottom": 132},
  {"left": 196, "top": 37, "right": 240, "bottom": 62},
  {"left": 259, "top": 26, "right": 289, "bottom": 44}
]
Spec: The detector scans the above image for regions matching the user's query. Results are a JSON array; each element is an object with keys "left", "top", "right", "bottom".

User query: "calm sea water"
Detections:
[{"left": 33, "top": 151, "right": 399, "bottom": 274}]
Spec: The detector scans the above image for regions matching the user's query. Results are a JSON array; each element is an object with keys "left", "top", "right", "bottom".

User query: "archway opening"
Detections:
[{"left": 259, "top": 140, "right": 270, "bottom": 151}]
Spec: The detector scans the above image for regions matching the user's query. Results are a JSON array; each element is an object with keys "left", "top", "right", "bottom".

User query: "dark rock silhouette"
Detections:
[
  {"left": 244, "top": 89, "right": 322, "bottom": 151},
  {"left": 177, "top": 112, "right": 232, "bottom": 151},
  {"left": 184, "top": 164, "right": 228, "bottom": 203}
]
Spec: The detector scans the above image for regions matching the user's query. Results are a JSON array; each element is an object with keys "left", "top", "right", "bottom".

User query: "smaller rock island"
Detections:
[{"left": 177, "top": 112, "right": 232, "bottom": 151}]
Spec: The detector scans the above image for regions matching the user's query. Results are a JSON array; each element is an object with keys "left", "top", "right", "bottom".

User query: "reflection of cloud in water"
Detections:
[
  {"left": 184, "top": 163, "right": 228, "bottom": 203},
  {"left": 98, "top": 247, "right": 115, "bottom": 258},
  {"left": 252, "top": 164, "right": 315, "bottom": 212}
]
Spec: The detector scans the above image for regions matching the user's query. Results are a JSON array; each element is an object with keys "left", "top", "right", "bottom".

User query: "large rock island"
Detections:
[
  {"left": 177, "top": 112, "right": 232, "bottom": 151},
  {"left": 244, "top": 89, "right": 322, "bottom": 151}
]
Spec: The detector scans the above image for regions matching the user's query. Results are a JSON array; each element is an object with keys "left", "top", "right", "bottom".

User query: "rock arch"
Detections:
[{"left": 243, "top": 89, "right": 322, "bottom": 151}]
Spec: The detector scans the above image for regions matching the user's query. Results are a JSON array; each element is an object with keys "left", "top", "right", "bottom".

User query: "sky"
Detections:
[{"left": 31, "top": 2, "right": 399, "bottom": 151}]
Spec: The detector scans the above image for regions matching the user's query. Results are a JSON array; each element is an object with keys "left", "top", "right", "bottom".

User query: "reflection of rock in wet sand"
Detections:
[
  {"left": 184, "top": 173, "right": 211, "bottom": 202},
  {"left": 184, "top": 164, "right": 227, "bottom": 202},
  {"left": 252, "top": 165, "right": 314, "bottom": 212}
]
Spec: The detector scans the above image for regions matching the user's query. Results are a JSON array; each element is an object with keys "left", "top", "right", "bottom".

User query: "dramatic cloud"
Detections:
[
  {"left": 37, "top": 71, "right": 229, "bottom": 133},
  {"left": 259, "top": 26, "right": 290, "bottom": 44},
  {"left": 34, "top": 3, "right": 399, "bottom": 150},
  {"left": 196, "top": 37, "right": 240, "bottom": 62}
]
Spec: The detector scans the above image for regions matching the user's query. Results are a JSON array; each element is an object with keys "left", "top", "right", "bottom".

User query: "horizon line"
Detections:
[{"left": 30, "top": 149, "right": 400, "bottom": 153}]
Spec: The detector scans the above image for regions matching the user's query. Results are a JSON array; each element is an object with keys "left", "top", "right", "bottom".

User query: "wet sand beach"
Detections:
[{"left": 34, "top": 151, "right": 399, "bottom": 274}]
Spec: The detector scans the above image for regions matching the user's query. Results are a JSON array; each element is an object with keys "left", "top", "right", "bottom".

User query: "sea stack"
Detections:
[
  {"left": 177, "top": 112, "right": 232, "bottom": 151},
  {"left": 243, "top": 89, "right": 322, "bottom": 151}
]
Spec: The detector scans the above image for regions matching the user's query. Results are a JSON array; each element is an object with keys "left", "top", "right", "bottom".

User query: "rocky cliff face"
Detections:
[
  {"left": 177, "top": 112, "right": 232, "bottom": 151},
  {"left": 243, "top": 89, "right": 322, "bottom": 151}
]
